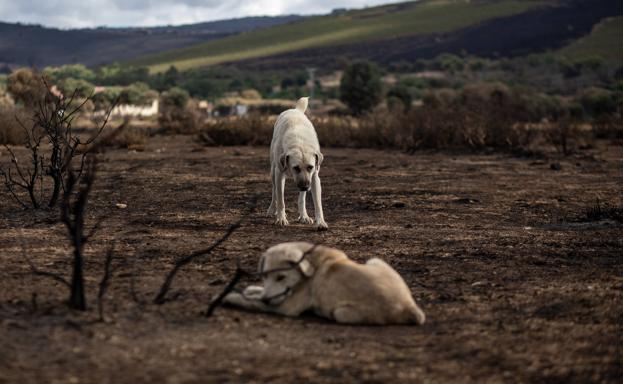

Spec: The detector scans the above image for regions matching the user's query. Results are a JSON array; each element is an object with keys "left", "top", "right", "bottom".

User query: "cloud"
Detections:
[{"left": 0, "top": 0, "right": 393, "bottom": 29}]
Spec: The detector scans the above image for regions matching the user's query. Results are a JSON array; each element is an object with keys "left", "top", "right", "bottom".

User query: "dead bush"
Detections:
[
  {"left": 0, "top": 107, "right": 31, "bottom": 145},
  {"left": 592, "top": 114, "right": 623, "bottom": 140},
  {"left": 193, "top": 93, "right": 547, "bottom": 153},
  {"left": 101, "top": 126, "right": 148, "bottom": 151},
  {"left": 584, "top": 200, "right": 623, "bottom": 223},
  {"left": 1, "top": 80, "right": 115, "bottom": 209},
  {"left": 158, "top": 102, "right": 203, "bottom": 135},
  {"left": 545, "top": 117, "right": 587, "bottom": 156},
  {"left": 313, "top": 116, "right": 358, "bottom": 147},
  {"left": 198, "top": 115, "right": 273, "bottom": 146}
]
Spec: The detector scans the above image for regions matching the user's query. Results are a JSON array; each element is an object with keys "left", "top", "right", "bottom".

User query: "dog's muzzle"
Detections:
[{"left": 261, "top": 287, "right": 291, "bottom": 306}]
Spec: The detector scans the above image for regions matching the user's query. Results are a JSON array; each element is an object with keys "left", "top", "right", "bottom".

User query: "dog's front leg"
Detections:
[
  {"left": 311, "top": 172, "right": 328, "bottom": 230},
  {"left": 242, "top": 285, "right": 264, "bottom": 300},
  {"left": 297, "top": 191, "right": 313, "bottom": 224},
  {"left": 267, "top": 167, "right": 277, "bottom": 216},
  {"left": 223, "top": 291, "right": 273, "bottom": 312},
  {"left": 274, "top": 170, "right": 289, "bottom": 226}
]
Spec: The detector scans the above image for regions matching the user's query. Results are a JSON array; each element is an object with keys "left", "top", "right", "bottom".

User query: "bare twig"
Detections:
[
  {"left": 27, "top": 259, "right": 71, "bottom": 289},
  {"left": 85, "top": 211, "right": 115, "bottom": 242},
  {"left": 19, "top": 230, "right": 71, "bottom": 288},
  {"left": 203, "top": 243, "right": 319, "bottom": 317},
  {"left": 129, "top": 254, "right": 145, "bottom": 305},
  {"left": 203, "top": 266, "right": 250, "bottom": 317},
  {"left": 153, "top": 195, "right": 258, "bottom": 305},
  {"left": 97, "top": 243, "right": 116, "bottom": 321}
]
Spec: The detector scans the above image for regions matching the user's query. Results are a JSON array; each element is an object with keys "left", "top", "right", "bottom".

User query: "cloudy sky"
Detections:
[{"left": 0, "top": 0, "right": 394, "bottom": 29}]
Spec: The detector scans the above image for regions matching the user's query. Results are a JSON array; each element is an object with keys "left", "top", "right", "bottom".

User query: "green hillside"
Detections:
[
  {"left": 558, "top": 16, "right": 623, "bottom": 62},
  {"left": 131, "top": 0, "right": 549, "bottom": 73}
]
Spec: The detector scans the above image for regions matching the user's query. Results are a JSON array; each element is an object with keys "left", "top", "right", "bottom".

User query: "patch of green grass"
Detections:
[
  {"left": 131, "top": 0, "right": 548, "bottom": 73},
  {"left": 558, "top": 16, "right": 623, "bottom": 62}
]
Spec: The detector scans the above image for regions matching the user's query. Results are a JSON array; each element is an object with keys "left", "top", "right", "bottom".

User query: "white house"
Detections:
[{"left": 110, "top": 99, "right": 159, "bottom": 118}]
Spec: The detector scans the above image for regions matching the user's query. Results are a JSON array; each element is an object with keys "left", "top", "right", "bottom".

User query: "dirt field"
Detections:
[{"left": 1, "top": 135, "right": 622, "bottom": 383}]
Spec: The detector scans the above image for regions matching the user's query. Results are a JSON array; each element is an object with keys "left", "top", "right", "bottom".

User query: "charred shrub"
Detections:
[
  {"left": 0, "top": 107, "right": 31, "bottom": 145},
  {"left": 199, "top": 115, "right": 272, "bottom": 146},
  {"left": 545, "top": 116, "right": 587, "bottom": 156},
  {"left": 101, "top": 125, "right": 148, "bottom": 151}
]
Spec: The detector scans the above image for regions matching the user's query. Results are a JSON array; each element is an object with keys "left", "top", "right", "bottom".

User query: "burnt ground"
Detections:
[{"left": 1, "top": 135, "right": 622, "bottom": 383}]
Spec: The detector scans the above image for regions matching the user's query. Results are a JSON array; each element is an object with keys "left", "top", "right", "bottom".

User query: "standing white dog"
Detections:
[{"left": 267, "top": 97, "right": 328, "bottom": 230}]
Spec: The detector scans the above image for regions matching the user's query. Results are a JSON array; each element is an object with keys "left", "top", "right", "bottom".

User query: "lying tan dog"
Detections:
[{"left": 224, "top": 242, "right": 426, "bottom": 325}]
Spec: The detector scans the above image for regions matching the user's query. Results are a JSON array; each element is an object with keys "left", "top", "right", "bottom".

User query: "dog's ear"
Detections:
[
  {"left": 314, "top": 152, "right": 324, "bottom": 169},
  {"left": 258, "top": 253, "right": 266, "bottom": 275},
  {"left": 279, "top": 154, "right": 289, "bottom": 172},
  {"left": 297, "top": 258, "right": 315, "bottom": 277}
]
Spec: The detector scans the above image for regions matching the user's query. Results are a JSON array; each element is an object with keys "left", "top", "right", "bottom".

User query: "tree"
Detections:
[
  {"left": 435, "top": 53, "right": 464, "bottom": 73},
  {"left": 95, "top": 64, "right": 149, "bottom": 86},
  {"left": 339, "top": 61, "right": 382, "bottom": 115},
  {"left": 387, "top": 84, "right": 412, "bottom": 111},
  {"left": 119, "top": 82, "right": 158, "bottom": 106},
  {"left": 161, "top": 87, "right": 190, "bottom": 109},
  {"left": 163, "top": 65, "right": 180, "bottom": 89},
  {"left": 7, "top": 68, "right": 47, "bottom": 108},
  {"left": 578, "top": 87, "right": 617, "bottom": 118},
  {"left": 92, "top": 86, "right": 122, "bottom": 110},
  {"left": 43, "top": 64, "right": 96, "bottom": 83},
  {"left": 158, "top": 87, "right": 200, "bottom": 134},
  {"left": 57, "top": 77, "right": 95, "bottom": 98}
]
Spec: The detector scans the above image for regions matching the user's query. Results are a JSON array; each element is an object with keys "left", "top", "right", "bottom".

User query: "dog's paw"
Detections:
[
  {"left": 298, "top": 215, "right": 314, "bottom": 224},
  {"left": 275, "top": 214, "right": 289, "bottom": 226},
  {"left": 243, "top": 285, "right": 264, "bottom": 300},
  {"left": 315, "top": 220, "right": 329, "bottom": 231},
  {"left": 223, "top": 292, "right": 245, "bottom": 306}
]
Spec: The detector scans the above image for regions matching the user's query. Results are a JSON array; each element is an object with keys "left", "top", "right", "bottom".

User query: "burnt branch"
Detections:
[
  {"left": 97, "top": 243, "right": 116, "bottom": 321},
  {"left": 203, "top": 266, "right": 250, "bottom": 317},
  {"left": 0, "top": 78, "right": 119, "bottom": 209},
  {"left": 153, "top": 195, "right": 258, "bottom": 305},
  {"left": 19, "top": 231, "right": 71, "bottom": 289},
  {"left": 27, "top": 258, "right": 71, "bottom": 289},
  {"left": 203, "top": 243, "right": 319, "bottom": 317},
  {"left": 85, "top": 211, "right": 114, "bottom": 243},
  {"left": 60, "top": 156, "right": 97, "bottom": 311}
]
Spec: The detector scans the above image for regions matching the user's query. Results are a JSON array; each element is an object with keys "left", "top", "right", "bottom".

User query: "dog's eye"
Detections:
[
  {"left": 293, "top": 166, "right": 301, "bottom": 173},
  {"left": 307, "top": 165, "right": 313, "bottom": 172},
  {"left": 276, "top": 275, "right": 286, "bottom": 282}
]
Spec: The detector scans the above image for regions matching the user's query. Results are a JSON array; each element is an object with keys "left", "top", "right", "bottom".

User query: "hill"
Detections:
[
  {"left": 131, "top": 0, "right": 551, "bottom": 72},
  {"left": 234, "top": 0, "right": 623, "bottom": 70},
  {"left": 0, "top": 16, "right": 303, "bottom": 69},
  {"left": 557, "top": 16, "right": 623, "bottom": 62}
]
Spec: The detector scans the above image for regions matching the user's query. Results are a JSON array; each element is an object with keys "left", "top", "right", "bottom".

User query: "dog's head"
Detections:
[
  {"left": 257, "top": 242, "right": 315, "bottom": 306},
  {"left": 280, "top": 150, "right": 323, "bottom": 192}
]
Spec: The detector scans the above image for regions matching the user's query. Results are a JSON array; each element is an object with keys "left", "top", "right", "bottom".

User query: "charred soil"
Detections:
[{"left": 1, "top": 135, "right": 622, "bottom": 383}]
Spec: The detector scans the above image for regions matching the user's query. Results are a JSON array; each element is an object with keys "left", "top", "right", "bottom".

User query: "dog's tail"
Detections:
[
  {"left": 296, "top": 97, "right": 309, "bottom": 113},
  {"left": 407, "top": 304, "right": 426, "bottom": 325}
]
